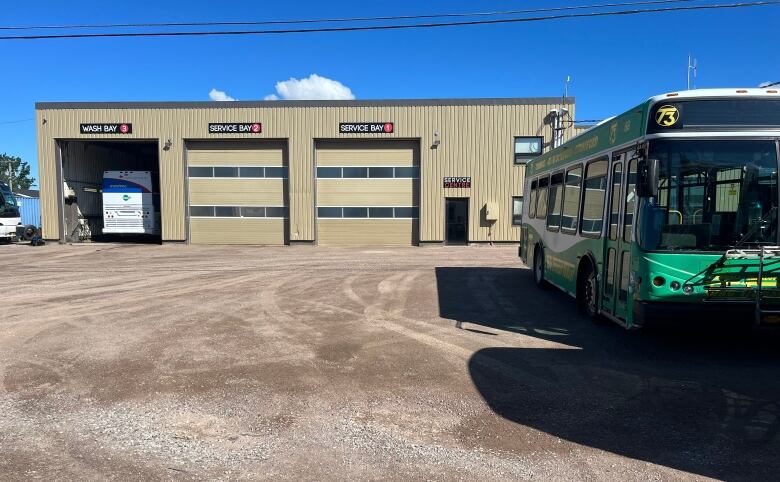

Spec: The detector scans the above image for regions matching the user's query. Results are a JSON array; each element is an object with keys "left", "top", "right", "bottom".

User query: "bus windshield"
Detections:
[{"left": 641, "top": 139, "right": 778, "bottom": 251}]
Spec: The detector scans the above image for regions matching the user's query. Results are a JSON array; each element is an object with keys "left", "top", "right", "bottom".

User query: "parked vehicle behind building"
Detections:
[{"left": 0, "top": 181, "right": 21, "bottom": 242}]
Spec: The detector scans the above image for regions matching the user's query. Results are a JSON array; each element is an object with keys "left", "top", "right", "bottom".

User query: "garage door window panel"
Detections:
[
  {"left": 265, "top": 167, "right": 288, "bottom": 178},
  {"left": 189, "top": 167, "right": 213, "bottom": 178},
  {"left": 190, "top": 206, "right": 215, "bottom": 217},
  {"left": 343, "top": 167, "right": 368, "bottom": 178},
  {"left": 318, "top": 207, "right": 342, "bottom": 218},
  {"left": 395, "top": 207, "right": 419, "bottom": 218},
  {"left": 317, "top": 167, "right": 342, "bottom": 178},
  {"left": 239, "top": 167, "right": 264, "bottom": 178},
  {"left": 369, "top": 167, "right": 394, "bottom": 178},
  {"left": 240, "top": 207, "right": 266, "bottom": 217},
  {"left": 214, "top": 167, "right": 239, "bottom": 178},
  {"left": 394, "top": 167, "right": 420, "bottom": 178},
  {"left": 369, "top": 207, "right": 394, "bottom": 218},
  {"left": 266, "top": 206, "right": 288, "bottom": 218},
  {"left": 215, "top": 206, "right": 240, "bottom": 217},
  {"left": 343, "top": 207, "right": 368, "bottom": 218}
]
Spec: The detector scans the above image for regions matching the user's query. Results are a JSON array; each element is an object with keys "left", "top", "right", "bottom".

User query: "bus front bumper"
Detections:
[{"left": 633, "top": 300, "right": 759, "bottom": 327}]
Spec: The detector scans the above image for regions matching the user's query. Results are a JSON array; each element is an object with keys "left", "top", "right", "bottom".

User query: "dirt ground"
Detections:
[{"left": 2, "top": 243, "right": 780, "bottom": 481}]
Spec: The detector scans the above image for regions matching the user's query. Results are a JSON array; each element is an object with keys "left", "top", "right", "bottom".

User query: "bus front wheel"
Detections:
[
  {"left": 578, "top": 265, "right": 599, "bottom": 320},
  {"left": 533, "top": 247, "right": 550, "bottom": 290}
]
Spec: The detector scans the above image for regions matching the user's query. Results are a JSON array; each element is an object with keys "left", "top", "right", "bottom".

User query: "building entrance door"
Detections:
[{"left": 445, "top": 198, "right": 469, "bottom": 244}]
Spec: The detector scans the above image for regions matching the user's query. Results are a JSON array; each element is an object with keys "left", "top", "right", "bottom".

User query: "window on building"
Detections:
[
  {"left": 546, "top": 172, "right": 564, "bottom": 231},
  {"left": 512, "top": 197, "right": 523, "bottom": 225},
  {"left": 514, "top": 137, "right": 544, "bottom": 165},
  {"left": 561, "top": 166, "right": 582, "bottom": 233},
  {"left": 580, "top": 158, "right": 609, "bottom": 237}
]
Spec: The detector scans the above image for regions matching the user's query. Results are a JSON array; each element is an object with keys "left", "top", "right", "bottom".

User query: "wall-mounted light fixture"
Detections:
[
  {"left": 163, "top": 139, "right": 172, "bottom": 151},
  {"left": 432, "top": 131, "right": 441, "bottom": 149}
]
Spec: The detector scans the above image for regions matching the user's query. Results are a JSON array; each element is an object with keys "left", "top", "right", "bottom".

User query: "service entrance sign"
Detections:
[
  {"left": 444, "top": 177, "right": 471, "bottom": 188},
  {"left": 80, "top": 123, "right": 132, "bottom": 134},
  {"left": 208, "top": 123, "right": 262, "bottom": 134},
  {"left": 339, "top": 122, "right": 394, "bottom": 134}
]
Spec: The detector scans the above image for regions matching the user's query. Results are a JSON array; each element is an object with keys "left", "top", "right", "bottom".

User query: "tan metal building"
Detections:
[{"left": 35, "top": 97, "right": 575, "bottom": 246}]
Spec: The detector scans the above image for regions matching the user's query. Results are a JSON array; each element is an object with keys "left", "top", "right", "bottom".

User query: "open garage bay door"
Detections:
[
  {"left": 316, "top": 140, "right": 419, "bottom": 246},
  {"left": 187, "top": 141, "right": 288, "bottom": 245}
]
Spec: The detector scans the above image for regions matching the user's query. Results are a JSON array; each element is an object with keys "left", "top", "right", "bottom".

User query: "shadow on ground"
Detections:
[{"left": 436, "top": 266, "right": 780, "bottom": 481}]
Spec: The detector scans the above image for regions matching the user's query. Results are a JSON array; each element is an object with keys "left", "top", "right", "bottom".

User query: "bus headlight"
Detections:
[
  {"left": 670, "top": 281, "right": 681, "bottom": 291},
  {"left": 683, "top": 284, "right": 694, "bottom": 295}
]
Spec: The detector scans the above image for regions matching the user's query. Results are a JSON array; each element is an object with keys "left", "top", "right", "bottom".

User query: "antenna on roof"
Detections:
[{"left": 687, "top": 55, "right": 698, "bottom": 90}]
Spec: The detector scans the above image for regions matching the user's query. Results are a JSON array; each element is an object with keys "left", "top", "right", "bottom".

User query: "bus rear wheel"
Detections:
[
  {"left": 578, "top": 266, "right": 599, "bottom": 320},
  {"left": 533, "top": 247, "right": 550, "bottom": 290}
]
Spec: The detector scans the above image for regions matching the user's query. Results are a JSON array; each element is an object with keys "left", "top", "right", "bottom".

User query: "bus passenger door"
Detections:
[{"left": 601, "top": 155, "right": 625, "bottom": 317}]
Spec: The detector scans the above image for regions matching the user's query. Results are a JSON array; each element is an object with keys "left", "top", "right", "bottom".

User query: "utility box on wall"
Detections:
[{"left": 484, "top": 202, "right": 499, "bottom": 221}]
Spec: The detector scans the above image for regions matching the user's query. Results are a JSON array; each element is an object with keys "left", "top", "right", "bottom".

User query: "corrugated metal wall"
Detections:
[
  {"left": 17, "top": 197, "right": 41, "bottom": 227},
  {"left": 36, "top": 99, "right": 575, "bottom": 243}
]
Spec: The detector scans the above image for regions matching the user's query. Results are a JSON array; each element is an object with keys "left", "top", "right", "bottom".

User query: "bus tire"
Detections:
[
  {"left": 533, "top": 246, "right": 551, "bottom": 290},
  {"left": 578, "top": 263, "right": 600, "bottom": 321}
]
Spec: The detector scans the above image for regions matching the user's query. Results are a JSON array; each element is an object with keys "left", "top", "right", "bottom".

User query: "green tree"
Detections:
[{"left": 0, "top": 153, "right": 36, "bottom": 190}]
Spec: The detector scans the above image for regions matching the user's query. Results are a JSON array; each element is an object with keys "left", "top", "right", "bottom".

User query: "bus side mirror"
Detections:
[{"left": 637, "top": 158, "right": 659, "bottom": 198}]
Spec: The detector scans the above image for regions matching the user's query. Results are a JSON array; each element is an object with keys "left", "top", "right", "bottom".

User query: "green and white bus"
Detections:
[{"left": 520, "top": 88, "right": 780, "bottom": 328}]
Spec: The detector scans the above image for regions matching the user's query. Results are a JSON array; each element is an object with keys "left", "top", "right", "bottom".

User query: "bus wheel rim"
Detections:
[{"left": 585, "top": 275, "right": 597, "bottom": 314}]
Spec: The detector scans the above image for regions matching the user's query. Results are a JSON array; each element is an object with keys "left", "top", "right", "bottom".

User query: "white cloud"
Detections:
[
  {"left": 264, "top": 74, "right": 355, "bottom": 100},
  {"left": 209, "top": 88, "right": 236, "bottom": 101}
]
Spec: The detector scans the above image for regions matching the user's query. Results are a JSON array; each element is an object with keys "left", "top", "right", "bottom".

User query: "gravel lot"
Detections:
[{"left": 2, "top": 243, "right": 780, "bottom": 481}]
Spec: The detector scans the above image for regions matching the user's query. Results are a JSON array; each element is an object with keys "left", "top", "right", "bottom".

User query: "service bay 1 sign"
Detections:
[
  {"left": 443, "top": 177, "right": 471, "bottom": 188},
  {"left": 339, "top": 123, "right": 394, "bottom": 134},
  {"left": 80, "top": 123, "right": 132, "bottom": 134},
  {"left": 208, "top": 123, "right": 262, "bottom": 134}
]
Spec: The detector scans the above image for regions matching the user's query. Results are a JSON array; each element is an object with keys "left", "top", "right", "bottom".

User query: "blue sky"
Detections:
[{"left": 1, "top": 0, "right": 778, "bottom": 187}]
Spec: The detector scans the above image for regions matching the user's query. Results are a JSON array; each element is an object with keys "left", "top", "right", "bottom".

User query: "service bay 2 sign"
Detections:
[
  {"left": 339, "top": 123, "right": 394, "bottom": 134},
  {"left": 443, "top": 177, "right": 471, "bottom": 188},
  {"left": 208, "top": 123, "right": 262, "bottom": 134},
  {"left": 80, "top": 123, "right": 132, "bottom": 134}
]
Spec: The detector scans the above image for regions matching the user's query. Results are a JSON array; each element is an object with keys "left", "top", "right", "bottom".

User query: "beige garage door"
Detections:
[
  {"left": 316, "top": 140, "right": 419, "bottom": 246},
  {"left": 187, "top": 141, "right": 288, "bottom": 245}
]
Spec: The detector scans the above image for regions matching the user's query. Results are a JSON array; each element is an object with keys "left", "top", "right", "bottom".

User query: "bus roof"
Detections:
[{"left": 526, "top": 88, "right": 780, "bottom": 177}]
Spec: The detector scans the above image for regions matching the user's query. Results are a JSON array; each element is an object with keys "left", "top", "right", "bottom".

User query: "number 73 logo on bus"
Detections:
[{"left": 655, "top": 105, "right": 680, "bottom": 127}]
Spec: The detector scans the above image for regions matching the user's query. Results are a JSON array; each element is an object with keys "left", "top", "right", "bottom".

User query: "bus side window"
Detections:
[
  {"left": 536, "top": 175, "right": 549, "bottom": 219},
  {"left": 546, "top": 172, "right": 564, "bottom": 231},
  {"left": 580, "top": 159, "right": 609, "bottom": 237},
  {"left": 561, "top": 166, "right": 582, "bottom": 234},
  {"left": 529, "top": 179, "right": 538, "bottom": 219},
  {"left": 624, "top": 159, "right": 638, "bottom": 242},
  {"left": 609, "top": 163, "right": 623, "bottom": 240}
]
